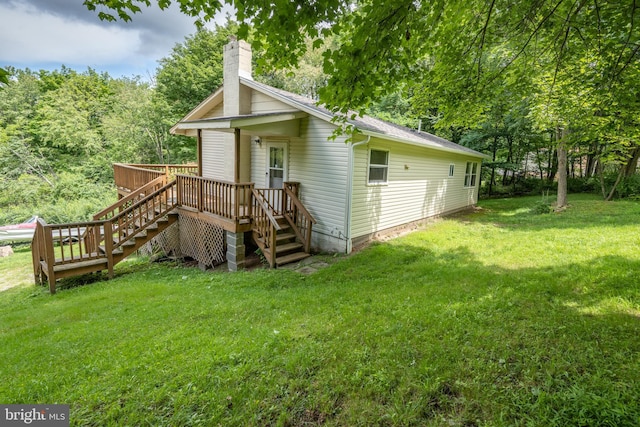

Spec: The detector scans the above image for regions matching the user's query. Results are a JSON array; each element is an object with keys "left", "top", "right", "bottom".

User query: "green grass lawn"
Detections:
[{"left": 0, "top": 194, "right": 638, "bottom": 426}]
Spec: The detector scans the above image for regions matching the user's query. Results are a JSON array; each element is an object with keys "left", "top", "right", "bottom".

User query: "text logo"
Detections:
[{"left": 1, "top": 405, "right": 69, "bottom": 427}]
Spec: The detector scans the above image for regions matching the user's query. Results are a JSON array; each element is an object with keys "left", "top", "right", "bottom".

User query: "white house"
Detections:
[
  {"left": 169, "top": 39, "right": 485, "bottom": 269},
  {"left": 32, "top": 39, "right": 487, "bottom": 292}
]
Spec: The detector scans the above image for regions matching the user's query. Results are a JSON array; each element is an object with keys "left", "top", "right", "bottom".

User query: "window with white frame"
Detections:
[
  {"left": 368, "top": 149, "right": 389, "bottom": 184},
  {"left": 449, "top": 164, "right": 455, "bottom": 177},
  {"left": 464, "top": 162, "right": 478, "bottom": 187}
]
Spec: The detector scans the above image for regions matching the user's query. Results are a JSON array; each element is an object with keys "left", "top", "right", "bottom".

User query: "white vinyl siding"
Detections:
[
  {"left": 201, "top": 130, "right": 232, "bottom": 181},
  {"left": 290, "top": 117, "right": 349, "bottom": 248},
  {"left": 250, "top": 116, "right": 349, "bottom": 251},
  {"left": 203, "top": 102, "right": 224, "bottom": 119},
  {"left": 251, "top": 91, "right": 298, "bottom": 113},
  {"left": 351, "top": 138, "right": 480, "bottom": 239}
]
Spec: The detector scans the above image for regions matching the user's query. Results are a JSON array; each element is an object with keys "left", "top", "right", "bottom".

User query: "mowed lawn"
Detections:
[{"left": 0, "top": 194, "right": 638, "bottom": 426}]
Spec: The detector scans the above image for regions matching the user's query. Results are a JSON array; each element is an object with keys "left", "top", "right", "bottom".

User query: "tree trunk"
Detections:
[
  {"left": 489, "top": 135, "right": 498, "bottom": 195},
  {"left": 547, "top": 132, "right": 558, "bottom": 182},
  {"left": 585, "top": 142, "right": 600, "bottom": 178},
  {"left": 605, "top": 166, "right": 625, "bottom": 201},
  {"left": 623, "top": 146, "right": 640, "bottom": 177},
  {"left": 556, "top": 127, "right": 568, "bottom": 209},
  {"left": 535, "top": 146, "right": 544, "bottom": 180},
  {"left": 597, "top": 160, "right": 607, "bottom": 199}
]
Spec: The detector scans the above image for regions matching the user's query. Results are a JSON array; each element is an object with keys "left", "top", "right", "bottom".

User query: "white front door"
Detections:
[{"left": 266, "top": 142, "right": 288, "bottom": 188}]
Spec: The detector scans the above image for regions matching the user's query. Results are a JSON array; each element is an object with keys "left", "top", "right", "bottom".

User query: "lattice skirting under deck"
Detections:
[
  {"left": 140, "top": 221, "right": 181, "bottom": 257},
  {"left": 140, "top": 214, "right": 226, "bottom": 268},
  {"left": 178, "top": 213, "right": 226, "bottom": 267}
]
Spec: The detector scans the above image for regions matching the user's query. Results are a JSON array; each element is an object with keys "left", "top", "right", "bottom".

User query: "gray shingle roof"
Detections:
[{"left": 242, "top": 78, "right": 486, "bottom": 158}]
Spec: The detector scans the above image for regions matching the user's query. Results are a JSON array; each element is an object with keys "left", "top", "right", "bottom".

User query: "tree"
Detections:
[
  {"left": 0, "top": 68, "right": 54, "bottom": 186},
  {"left": 34, "top": 68, "right": 112, "bottom": 170},
  {"left": 156, "top": 24, "right": 236, "bottom": 119},
  {"left": 0, "top": 67, "right": 9, "bottom": 87},
  {"left": 85, "top": 0, "right": 640, "bottom": 201}
]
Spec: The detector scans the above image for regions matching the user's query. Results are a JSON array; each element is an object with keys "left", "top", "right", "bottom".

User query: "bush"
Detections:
[
  {"left": 0, "top": 172, "right": 116, "bottom": 225},
  {"left": 531, "top": 201, "right": 553, "bottom": 214},
  {"left": 614, "top": 174, "right": 640, "bottom": 199},
  {"left": 481, "top": 178, "right": 556, "bottom": 197},
  {"left": 566, "top": 177, "right": 598, "bottom": 194}
]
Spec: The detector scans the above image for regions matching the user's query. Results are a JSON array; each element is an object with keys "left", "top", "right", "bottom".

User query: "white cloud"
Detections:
[
  {"left": 0, "top": 1, "right": 237, "bottom": 78},
  {"left": 0, "top": 3, "right": 140, "bottom": 65}
]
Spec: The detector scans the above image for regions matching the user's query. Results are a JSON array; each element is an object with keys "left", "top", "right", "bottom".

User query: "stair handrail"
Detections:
[
  {"left": 109, "top": 180, "right": 178, "bottom": 252},
  {"left": 113, "top": 163, "right": 166, "bottom": 194},
  {"left": 251, "top": 189, "right": 282, "bottom": 268},
  {"left": 80, "top": 175, "right": 168, "bottom": 247},
  {"left": 93, "top": 175, "right": 167, "bottom": 221},
  {"left": 32, "top": 218, "right": 110, "bottom": 294},
  {"left": 31, "top": 180, "right": 177, "bottom": 294},
  {"left": 283, "top": 185, "right": 316, "bottom": 253}
]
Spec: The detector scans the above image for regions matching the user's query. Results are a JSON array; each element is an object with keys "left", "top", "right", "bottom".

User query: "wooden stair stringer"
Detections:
[
  {"left": 102, "top": 213, "right": 178, "bottom": 265},
  {"left": 252, "top": 221, "right": 310, "bottom": 268}
]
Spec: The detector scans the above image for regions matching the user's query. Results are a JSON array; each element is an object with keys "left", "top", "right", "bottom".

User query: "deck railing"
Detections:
[
  {"left": 283, "top": 183, "right": 316, "bottom": 253},
  {"left": 113, "top": 163, "right": 198, "bottom": 194},
  {"left": 252, "top": 183, "right": 315, "bottom": 259},
  {"left": 32, "top": 218, "right": 108, "bottom": 294},
  {"left": 114, "top": 164, "right": 166, "bottom": 194},
  {"left": 109, "top": 180, "right": 178, "bottom": 251},
  {"left": 94, "top": 175, "right": 167, "bottom": 221},
  {"left": 176, "top": 175, "right": 254, "bottom": 222},
  {"left": 127, "top": 164, "right": 198, "bottom": 179},
  {"left": 32, "top": 181, "right": 179, "bottom": 293},
  {"left": 251, "top": 189, "right": 282, "bottom": 268}
]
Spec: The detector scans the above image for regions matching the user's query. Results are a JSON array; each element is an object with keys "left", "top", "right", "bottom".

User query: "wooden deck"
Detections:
[{"left": 32, "top": 163, "right": 316, "bottom": 292}]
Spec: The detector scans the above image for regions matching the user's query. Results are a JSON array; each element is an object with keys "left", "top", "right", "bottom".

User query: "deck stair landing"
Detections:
[{"left": 32, "top": 180, "right": 178, "bottom": 293}]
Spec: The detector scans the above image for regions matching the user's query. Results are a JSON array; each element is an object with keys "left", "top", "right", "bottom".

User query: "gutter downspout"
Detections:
[{"left": 345, "top": 135, "right": 370, "bottom": 254}]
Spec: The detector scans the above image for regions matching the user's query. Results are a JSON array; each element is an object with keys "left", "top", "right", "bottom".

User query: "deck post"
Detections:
[
  {"left": 226, "top": 230, "right": 245, "bottom": 271},
  {"left": 104, "top": 221, "right": 114, "bottom": 279},
  {"left": 43, "top": 226, "right": 56, "bottom": 294}
]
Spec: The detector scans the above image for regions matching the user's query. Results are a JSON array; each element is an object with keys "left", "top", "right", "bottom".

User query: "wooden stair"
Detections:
[
  {"left": 32, "top": 179, "right": 179, "bottom": 293},
  {"left": 254, "top": 216, "right": 310, "bottom": 267},
  {"left": 99, "top": 214, "right": 178, "bottom": 263}
]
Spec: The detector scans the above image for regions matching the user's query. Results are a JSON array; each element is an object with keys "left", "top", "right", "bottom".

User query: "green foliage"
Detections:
[
  {"left": 0, "top": 69, "right": 121, "bottom": 224},
  {"left": 257, "top": 37, "right": 331, "bottom": 100},
  {"left": 608, "top": 174, "right": 640, "bottom": 199},
  {"left": 530, "top": 192, "right": 554, "bottom": 215},
  {"left": 1, "top": 195, "right": 639, "bottom": 425},
  {"left": 156, "top": 25, "right": 236, "bottom": 119},
  {"left": 0, "top": 171, "right": 116, "bottom": 225},
  {"left": 0, "top": 66, "right": 8, "bottom": 86},
  {"left": 566, "top": 177, "right": 598, "bottom": 194}
]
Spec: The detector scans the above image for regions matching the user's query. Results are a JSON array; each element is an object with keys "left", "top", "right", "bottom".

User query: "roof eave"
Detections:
[{"left": 360, "top": 129, "right": 488, "bottom": 159}]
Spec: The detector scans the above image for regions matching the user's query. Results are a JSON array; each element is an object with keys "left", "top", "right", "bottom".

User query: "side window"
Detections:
[
  {"left": 368, "top": 149, "right": 389, "bottom": 184},
  {"left": 449, "top": 164, "right": 455, "bottom": 178},
  {"left": 464, "top": 162, "right": 478, "bottom": 187}
]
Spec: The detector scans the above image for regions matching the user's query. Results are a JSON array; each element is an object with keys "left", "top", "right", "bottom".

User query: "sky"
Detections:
[{"left": 0, "top": 0, "right": 231, "bottom": 81}]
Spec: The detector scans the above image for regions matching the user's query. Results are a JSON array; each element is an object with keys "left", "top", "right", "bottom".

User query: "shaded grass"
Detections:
[{"left": 0, "top": 194, "right": 638, "bottom": 426}]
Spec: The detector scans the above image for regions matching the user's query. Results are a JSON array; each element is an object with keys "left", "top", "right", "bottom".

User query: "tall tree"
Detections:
[
  {"left": 156, "top": 24, "right": 236, "bottom": 120},
  {"left": 85, "top": 0, "right": 640, "bottom": 201}
]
